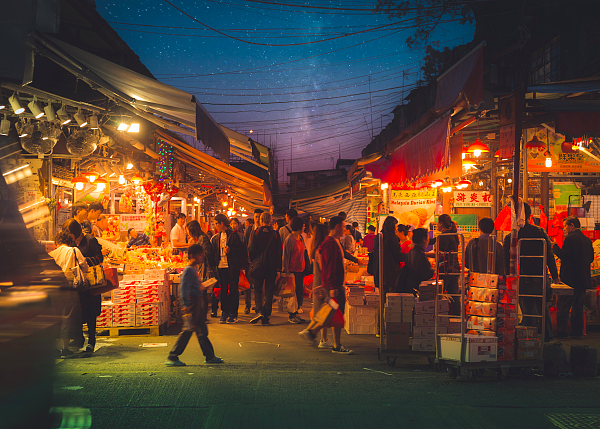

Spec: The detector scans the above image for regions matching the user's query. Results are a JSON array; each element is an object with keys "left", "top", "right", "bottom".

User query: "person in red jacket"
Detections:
[{"left": 308, "top": 216, "right": 353, "bottom": 354}]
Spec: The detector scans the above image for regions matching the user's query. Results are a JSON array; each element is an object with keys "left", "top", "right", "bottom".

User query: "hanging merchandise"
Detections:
[
  {"left": 119, "top": 188, "right": 134, "bottom": 213},
  {"left": 156, "top": 139, "right": 174, "bottom": 179}
]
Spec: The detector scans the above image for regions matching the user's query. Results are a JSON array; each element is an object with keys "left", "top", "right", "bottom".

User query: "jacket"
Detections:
[
  {"left": 248, "top": 225, "right": 282, "bottom": 275},
  {"left": 211, "top": 228, "right": 248, "bottom": 271},
  {"left": 464, "top": 234, "right": 504, "bottom": 276},
  {"left": 372, "top": 231, "right": 405, "bottom": 292},
  {"left": 396, "top": 245, "right": 433, "bottom": 294},
  {"left": 503, "top": 222, "right": 558, "bottom": 279},
  {"left": 318, "top": 235, "right": 344, "bottom": 291},
  {"left": 553, "top": 229, "right": 594, "bottom": 289},
  {"left": 431, "top": 233, "right": 460, "bottom": 273},
  {"left": 197, "top": 231, "right": 216, "bottom": 274}
]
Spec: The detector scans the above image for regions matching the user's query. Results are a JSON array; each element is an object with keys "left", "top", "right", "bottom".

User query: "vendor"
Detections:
[
  {"left": 171, "top": 213, "right": 188, "bottom": 253},
  {"left": 127, "top": 228, "right": 151, "bottom": 248}
]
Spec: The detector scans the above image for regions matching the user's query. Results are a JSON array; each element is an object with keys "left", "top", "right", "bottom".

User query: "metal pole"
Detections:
[{"left": 378, "top": 232, "right": 384, "bottom": 350}]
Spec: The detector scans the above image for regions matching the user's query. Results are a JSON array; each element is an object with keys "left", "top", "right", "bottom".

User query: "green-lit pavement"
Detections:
[{"left": 52, "top": 306, "right": 600, "bottom": 429}]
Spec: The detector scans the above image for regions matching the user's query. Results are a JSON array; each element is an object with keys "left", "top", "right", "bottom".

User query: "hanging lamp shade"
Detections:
[
  {"left": 95, "top": 177, "right": 109, "bottom": 191},
  {"left": 456, "top": 178, "right": 472, "bottom": 189},
  {"left": 494, "top": 150, "right": 500, "bottom": 158},
  {"left": 131, "top": 174, "right": 143, "bottom": 185},
  {"left": 525, "top": 134, "right": 546, "bottom": 150},
  {"left": 71, "top": 175, "right": 89, "bottom": 191},
  {"left": 466, "top": 138, "right": 489, "bottom": 157},
  {"left": 85, "top": 169, "right": 98, "bottom": 183}
]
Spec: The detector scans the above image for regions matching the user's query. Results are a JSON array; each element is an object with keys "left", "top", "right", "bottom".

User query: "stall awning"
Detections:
[
  {"left": 156, "top": 129, "right": 271, "bottom": 209},
  {"left": 33, "top": 33, "right": 231, "bottom": 163},
  {"left": 434, "top": 43, "right": 484, "bottom": 115},
  {"left": 364, "top": 115, "right": 451, "bottom": 186},
  {"left": 539, "top": 99, "right": 600, "bottom": 138},
  {"left": 220, "top": 126, "right": 271, "bottom": 169},
  {"left": 290, "top": 181, "right": 366, "bottom": 224}
]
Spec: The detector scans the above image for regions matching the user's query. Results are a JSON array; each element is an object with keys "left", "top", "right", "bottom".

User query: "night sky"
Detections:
[{"left": 96, "top": 0, "right": 474, "bottom": 180}]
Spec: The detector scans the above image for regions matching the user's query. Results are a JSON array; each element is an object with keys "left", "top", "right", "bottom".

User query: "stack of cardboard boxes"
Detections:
[
  {"left": 343, "top": 283, "right": 379, "bottom": 334},
  {"left": 100, "top": 269, "right": 170, "bottom": 328},
  {"left": 383, "top": 293, "right": 413, "bottom": 350},
  {"left": 496, "top": 276, "right": 520, "bottom": 361},
  {"left": 413, "top": 296, "right": 450, "bottom": 352},
  {"left": 516, "top": 326, "right": 542, "bottom": 360}
]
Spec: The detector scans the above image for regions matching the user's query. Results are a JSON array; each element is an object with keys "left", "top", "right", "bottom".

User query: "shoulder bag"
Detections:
[
  {"left": 247, "top": 231, "right": 275, "bottom": 279},
  {"left": 72, "top": 249, "right": 91, "bottom": 291}
]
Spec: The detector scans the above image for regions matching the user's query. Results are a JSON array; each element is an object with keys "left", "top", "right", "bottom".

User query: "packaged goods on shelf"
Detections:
[
  {"left": 467, "top": 316, "right": 497, "bottom": 331},
  {"left": 345, "top": 286, "right": 365, "bottom": 296},
  {"left": 439, "top": 334, "right": 498, "bottom": 362},
  {"left": 467, "top": 287, "right": 499, "bottom": 303},
  {"left": 498, "top": 344, "right": 515, "bottom": 361},
  {"left": 348, "top": 296, "right": 365, "bottom": 306},
  {"left": 412, "top": 338, "right": 435, "bottom": 352},
  {"left": 466, "top": 301, "right": 497, "bottom": 317},
  {"left": 414, "top": 313, "right": 436, "bottom": 326},
  {"left": 418, "top": 281, "right": 439, "bottom": 301},
  {"left": 97, "top": 302, "right": 113, "bottom": 328},
  {"left": 468, "top": 273, "right": 499, "bottom": 288},
  {"left": 497, "top": 316, "right": 518, "bottom": 330},
  {"left": 415, "top": 300, "right": 435, "bottom": 314},
  {"left": 499, "top": 289, "right": 517, "bottom": 304},
  {"left": 344, "top": 303, "right": 377, "bottom": 335},
  {"left": 365, "top": 293, "right": 379, "bottom": 304},
  {"left": 497, "top": 303, "right": 518, "bottom": 318},
  {"left": 497, "top": 328, "right": 516, "bottom": 345}
]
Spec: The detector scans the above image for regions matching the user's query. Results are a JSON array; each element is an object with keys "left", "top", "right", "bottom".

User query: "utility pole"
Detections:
[
  {"left": 290, "top": 138, "right": 293, "bottom": 175},
  {"left": 368, "top": 75, "right": 374, "bottom": 138}
]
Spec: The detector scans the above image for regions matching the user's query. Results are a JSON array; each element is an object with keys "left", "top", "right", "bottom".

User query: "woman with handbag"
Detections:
[
  {"left": 49, "top": 230, "right": 87, "bottom": 358},
  {"left": 64, "top": 219, "right": 104, "bottom": 353},
  {"left": 282, "top": 216, "right": 307, "bottom": 324}
]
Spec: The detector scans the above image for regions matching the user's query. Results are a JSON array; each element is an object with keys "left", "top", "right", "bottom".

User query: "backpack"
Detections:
[{"left": 247, "top": 231, "right": 275, "bottom": 279}]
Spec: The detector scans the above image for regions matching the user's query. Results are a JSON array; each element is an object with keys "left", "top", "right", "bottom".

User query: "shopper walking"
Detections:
[
  {"left": 371, "top": 216, "right": 405, "bottom": 293},
  {"left": 165, "top": 244, "right": 223, "bottom": 366},
  {"left": 553, "top": 216, "right": 594, "bottom": 338},
  {"left": 211, "top": 214, "right": 248, "bottom": 323},
  {"left": 63, "top": 218, "right": 103, "bottom": 353},
  {"left": 363, "top": 225, "right": 376, "bottom": 253},
  {"left": 282, "top": 216, "right": 307, "bottom": 324},
  {"left": 300, "top": 216, "right": 353, "bottom": 354},
  {"left": 187, "top": 220, "right": 217, "bottom": 317},
  {"left": 279, "top": 209, "right": 297, "bottom": 245},
  {"left": 342, "top": 225, "right": 356, "bottom": 254},
  {"left": 248, "top": 212, "right": 282, "bottom": 325},
  {"left": 464, "top": 217, "right": 504, "bottom": 275},
  {"left": 503, "top": 203, "right": 558, "bottom": 341}
]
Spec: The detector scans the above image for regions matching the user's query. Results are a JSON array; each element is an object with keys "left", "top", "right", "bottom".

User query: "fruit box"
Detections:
[{"left": 439, "top": 334, "right": 498, "bottom": 362}]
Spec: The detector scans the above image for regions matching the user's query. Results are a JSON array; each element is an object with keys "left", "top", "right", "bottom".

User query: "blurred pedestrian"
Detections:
[
  {"left": 371, "top": 216, "right": 405, "bottom": 293},
  {"left": 341, "top": 225, "right": 356, "bottom": 254},
  {"left": 279, "top": 209, "right": 297, "bottom": 244},
  {"left": 396, "top": 228, "right": 434, "bottom": 294},
  {"left": 363, "top": 225, "right": 376, "bottom": 253},
  {"left": 433, "top": 214, "right": 461, "bottom": 315},
  {"left": 165, "top": 244, "right": 223, "bottom": 366},
  {"left": 464, "top": 217, "right": 504, "bottom": 275},
  {"left": 187, "top": 220, "right": 216, "bottom": 317}
]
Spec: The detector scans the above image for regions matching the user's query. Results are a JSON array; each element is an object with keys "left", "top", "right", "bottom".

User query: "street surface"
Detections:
[{"left": 52, "top": 302, "right": 600, "bottom": 429}]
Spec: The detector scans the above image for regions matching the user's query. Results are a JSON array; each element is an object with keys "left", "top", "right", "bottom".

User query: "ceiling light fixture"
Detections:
[
  {"left": 131, "top": 174, "right": 143, "bottom": 185},
  {"left": 44, "top": 104, "right": 56, "bottom": 121},
  {"left": 74, "top": 109, "right": 87, "bottom": 127},
  {"left": 127, "top": 123, "right": 140, "bottom": 133},
  {"left": 466, "top": 138, "right": 489, "bottom": 158},
  {"left": 95, "top": 177, "right": 108, "bottom": 192},
  {"left": 28, "top": 97, "right": 44, "bottom": 119},
  {"left": 9, "top": 93, "right": 25, "bottom": 114},
  {"left": 126, "top": 160, "right": 134, "bottom": 170},
  {"left": 0, "top": 115, "right": 10, "bottom": 136},
  {"left": 71, "top": 175, "right": 89, "bottom": 191},
  {"left": 89, "top": 115, "right": 99, "bottom": 129},
  {"left": 118, "top": 175, "right": 126, "bottom": 185},
  {"left": 57, "top": 104, "right": 71, "bottom": 125},
  {"left": 0, "top": 95, "right": 5, "bottom": 110},
  {"left": 117, "top": 116, "right": 129, "bottom": 131},
  {"left": 85, "top": 169, "right": 98, "bottom": 183}
]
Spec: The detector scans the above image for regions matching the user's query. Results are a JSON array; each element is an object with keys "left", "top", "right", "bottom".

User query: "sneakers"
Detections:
[
  {"left": 227, "top": 316, "right": 238, "bottom": 324},
  {"left": 244, "top": 307, "right": 250, "bottom": 314},
  {"left": 210, "top": 312, "right": 218, "bottom": 318},
  {"left": 250, "top": 314, "right": 263, "bottom": 324},
  {"left": 261, "top": 319, "right": 271, "bottom": 326},
  {"left": 85, "top": 344, "right": 95, "bottom": 353},
  {"left": 219, "top": 315, "right": 228, "bottom": 324},
  {"left": 60, "top": 349, "right": 74, "bottom": 358},
  {"left": 297, "top": 308, "right": 304, "bottom": 314},
  {"left": 299, "top": 329, "right": 316, "bottom": 344},
  {"left": 288, "top": 316, "right": 302, "bottom": 324},
  {"left": 205, "top": 357, "right": 224, "bottom": 364},
  {"left": 165, "top": 359, "right": 186, "bottom": 366},
  {"left": 332, "top": 345, "right": 354, "bottom": 355},
  {"left": 318, "top": 339, "right": 334, "bottom": 349}
]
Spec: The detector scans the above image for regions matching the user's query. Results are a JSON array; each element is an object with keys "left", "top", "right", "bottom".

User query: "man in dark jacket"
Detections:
[
  {"left": 248, "top": 212, "right": 282, "bottom": 325},
  {"left": 503, "top": 203, "right": 558, "bottom": 341},
  {"left": 464, "top": 217, "right": 504, "bottom": 275},
  {"left": 553, "top": 216, "right": 594, "bottom": 338},
  {"left": 396, "top": 228, "right": 433, "bottom": 295},
  {"left": 211, "top": 214, "right": 248, "bottom": 324}
]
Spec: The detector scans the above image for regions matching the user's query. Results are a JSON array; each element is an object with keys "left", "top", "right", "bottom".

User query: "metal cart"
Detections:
[
  {"left": 376, "top": 232, "right": 435, "bottom": 367},
  {"left": 435, "top": 237, "right": 547, "bottom": 380}
]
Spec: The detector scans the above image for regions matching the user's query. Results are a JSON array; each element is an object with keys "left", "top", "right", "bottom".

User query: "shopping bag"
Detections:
[
  {"left": 286, "top": 295, "right": 299, "bottom": 313},
  {"left": 274, "top": 273, "right": 295, "bottom": 297},
  {"left": 89, "top": 267, "right": 120, "bottom": 295},
  {"left": 86, "top": 264, "right": 107, "bottom": 290},
  {"left": 239, "top": 271, "right": 251, "bottom": 291}
]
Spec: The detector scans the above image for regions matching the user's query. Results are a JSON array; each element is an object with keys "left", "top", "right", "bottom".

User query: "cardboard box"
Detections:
[
  {"left": 418, "top": 283, "right": 436, "bottom": 301},
  {"left": 384, "top": 322, "right": 410, "bottom": 349},
  {"left": 437, "top": 298, "right": 450, "bottom": 314},
  {"left": 516, "top": 326, "right": 537, "bottom": 339},
  {"left": 415, "top": 300, "right": 435, "bottom": 314},
  {"left": 439, "top": 334, "right": 497, "bottom": 362},
  {"left": 467, "top": 287, "right": 499, "bottom": 303},
  {"left": 469, "top": 273, "right": 499, "bottom": 288},
  {"left": 447, "top": 319, "right": 462, "bottom": 334},
  {"left": 413, "top": 313, "right": 435, "bottom": 326},
  {"left": 497, "top": 303, "right": 517, "bottom": 318},
  {"left": 345, "top": 303, "right": 378, "bottom": 334},
  {"left": 497, "top": 328, "right": 516, "bottom": 345},
  {"left": 517, "top": 347, "right": 540, "bottom": 360},
  {"left": 346, "top": 286, "right": 365, "bottom": 296},
  {"left": 499, "top": 289, "right": 517, "bottom": 304},
  {"left": 467, "top": 316, "right": 497, "bottom": 331},
  {"left": 466, "top": 301, "right": 497, "bottom": 317},
  {"left": 517, "top": 337, "right": 541, "bottom": 349},
  {"left": 497, "top": 316, "right": 518, "bottom": 330},
  {"left": 347, "top": 296, "right": 365, "bottom": 306},
  {"left": 498, "top": 345, "right": 515, "bottom": 361},
  {"left": 412, "top": 338, "right": 435, "bottom": 352},
  {"left": 413, "top": 325, "right": 435, "bottom": 338}
]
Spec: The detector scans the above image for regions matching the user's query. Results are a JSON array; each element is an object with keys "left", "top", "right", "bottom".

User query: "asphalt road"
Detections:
[{"left": 51, "top": 305, "right": 600, "bottom": 429}]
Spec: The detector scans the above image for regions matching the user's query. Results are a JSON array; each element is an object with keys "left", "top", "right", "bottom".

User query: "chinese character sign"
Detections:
[
  {"left": 453, "top": 191, "right": 492, "bottom": 207},
  {"left": 120, "top": 214, "right": 146, "bottom": 233},
  {"left": 527, "top": 128, "right": 600, "bottom": 173},
  {"left": 389, "top": 188, "right": 437, "bottom": 228}
]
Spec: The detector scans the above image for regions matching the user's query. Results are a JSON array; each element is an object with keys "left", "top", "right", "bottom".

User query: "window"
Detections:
[{"left": 530, "top": 37, "right": 560, "bottom": 84}]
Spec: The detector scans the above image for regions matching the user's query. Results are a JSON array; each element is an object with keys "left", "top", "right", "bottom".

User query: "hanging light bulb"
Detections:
[
  {"left": 127, "top": 123, "right": 140, "bottom": 133},
  {"left": 442, "top": 186, "right": 452, "bottom": 193},
  {"left": 89, "top": 115, "right": 99, "bottom": 129},
  {"left": 44, "top": 104, "right": 56, "bottom": 121},
  {"left": 380, "top": 182, "right": 389, "bottom": 190},
  {"left": 71, "top": 175, "right": 88, "bottom": 191},
  {"left": 507, "top": 178, "right": 513, "bottom": 184},
  {"left": 467, "top": 138, "right": 489, "bottom": 158},
  {"left": 74, "top": 109, "right": 87, "bottom": 127},
  {"left": 0, "top": 115, "right": 10, "bottom": 136},
  {"left": 126, "top": 160, "right": 134, "bottom": 170},
  {"left": 545, "top": 155, "right": 552, "bottom": 168},
  {"left": 85, "top": 169, "right": 98, "bottom": 183},
  {"left": 131, "top": 174, "right": 143, "bottom": 185},
  {"left": 95, "top": 178, "right": 108, "bottom": 192},
  {"left": 118, "top": 175, "right": 126, "bottom": 185}
]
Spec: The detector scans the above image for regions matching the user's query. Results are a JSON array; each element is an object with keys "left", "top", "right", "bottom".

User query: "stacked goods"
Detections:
[
  {"left": 466, "top": 273, "right": 500, "bottom": 334},
  {"left": 346, "top": 286, "right": 365, "bottom": 306},
  {"left": 438, "top": 334, "right": 498, "bottom": 362},
  {"left": 413, "top": 297, "right": 450, "bottom": 352},
  {"left": 516, "top": 326, "right": 542, "bottom": 360},
  {"left": 113, "top": 304, "right": 136, "bottom": 327},
  {"left": 384, "top": 294, "right": 413, "bottom": 349},
  {"left": 496, "top": 276, "right": 519, "bottom": 360},
  {"left": 344, "top": 303, "right": 377, "bottom": 335},
  {"left": 418, "top": 280, "right": 441, "bottom": 301},
  {"left": 97, "top": 302, "right": 113, "bottom": 328},
  {"left": 365, "top": 292, "right": 380, "bottom": 306}
]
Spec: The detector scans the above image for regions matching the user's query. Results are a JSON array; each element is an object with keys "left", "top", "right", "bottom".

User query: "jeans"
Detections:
[
  {"left": 519, "top": 278, "right": 553, "bottom": 341},
  {"left": 244, "top": 288, "right": 252, "bottom": 308},
  {"left": 289, "top": 272, "right": 305, "bottom": 317},
  {"left": 218, "top": 268, "right": 240, "bottom": 317},
  {"left": 168, "top": 296, "right": 215, "bottom": 361},
  {"left": 557, "top": 286, "right": 586, "bottom": 336},
  {"left": 253, "top": 271, "right": 277, "bottom": 319}
]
